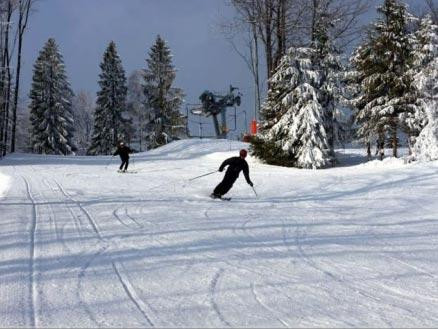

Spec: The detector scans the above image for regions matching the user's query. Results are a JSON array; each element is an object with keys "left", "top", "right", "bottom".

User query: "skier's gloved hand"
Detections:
[
  {"left": 219, "top": 168, "right": 223, "bottom": 172},
  {"left": 249, "top": 182, "right": 254, "bottom": 187}
]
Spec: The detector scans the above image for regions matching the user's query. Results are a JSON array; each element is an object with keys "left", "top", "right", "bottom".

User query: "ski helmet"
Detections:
[{"left": 239, "top": 149, "right": 247, "bottom": 158}]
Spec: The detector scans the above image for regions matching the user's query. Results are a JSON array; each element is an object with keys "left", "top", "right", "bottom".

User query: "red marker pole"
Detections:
[{"left": 251, "top": 119, "right": 257, "bottom": 135}]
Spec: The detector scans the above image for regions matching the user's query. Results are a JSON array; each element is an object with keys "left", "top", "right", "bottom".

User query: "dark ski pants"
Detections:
[
  {"left": 213, "top": 173, "right": 238, "bottom": 196},
  {"left": 120, "top": 158, "right": 129, "bottom": 171}
]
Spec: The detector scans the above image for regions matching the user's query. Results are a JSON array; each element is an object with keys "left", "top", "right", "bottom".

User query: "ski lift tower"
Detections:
[{"left": 190, "top": 85, "right": 242, "bottom": 139}]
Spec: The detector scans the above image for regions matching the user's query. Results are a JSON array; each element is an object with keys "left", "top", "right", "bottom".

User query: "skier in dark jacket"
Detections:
[
  {"left": 113, "top": 142, "right": 133, "bottom": 172},
  {"left": 211, "top": 149, "right": 253, "bottom": 198}
]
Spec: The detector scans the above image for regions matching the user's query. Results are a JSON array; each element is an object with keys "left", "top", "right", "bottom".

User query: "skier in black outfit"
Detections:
[
  {"left": 113, "top": 142, "right": 133, "bottom": 172},
  {"left": 211, "top": 149, "right": 253, "bottom": 199}
]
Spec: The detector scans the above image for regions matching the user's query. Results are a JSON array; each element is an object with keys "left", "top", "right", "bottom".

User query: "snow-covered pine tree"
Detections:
[
  {"left": 351, "top": 0, "right": 417, "bottom": 159},
  {"left": 412, "top": 16, "right": 438, "bottom": 161},
  {"left": 29, "top": 38, "right": 76, "bottom": 155},
  {"left": 144, "top": 35, "right": 185, "bottom": 148},
  {"left": 250, "top": 54, "right": 286, "bottom": 165},
  {"left": 349, "top": 39, "right": 385, "bottom": 160},
  {"left": 72, "top": 91, "right": 94, "bottom": 155},
  {"left": 376, "top": 0, "right": 418, "bottom": 158},
  {"left": 413, "top": 16, "right": 438, "bottom": 86},
  {"left": 251, "top": 13, "right": 342, "bottom": 169},
  {"left": 406, "top": 16, "right": 438, "bottom": 145},
  {"left": 251, "top": 46, "right": 330, "bottom": 169},
  {"left": 88, "top": 41, "right": 128, "bottom": 155},
  {"left": 250, "top": 45, "right": 294, "bottom": 166},
  {"left": 126, "top": 70, "right": 155, "bottom": 152},
  {"left": 312, "top": 14, "right": 344, "bottom": 159},
  {"left": 413, "top": 98, "right": 438, "bottom": 161}
]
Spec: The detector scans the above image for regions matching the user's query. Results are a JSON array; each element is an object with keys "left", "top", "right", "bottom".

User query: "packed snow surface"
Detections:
[
  {"left": 0, "top": 171, "right": 10, "bottom": 198},
  {"left": 1, "top": 139, "right": 438, "bottom": 327}
]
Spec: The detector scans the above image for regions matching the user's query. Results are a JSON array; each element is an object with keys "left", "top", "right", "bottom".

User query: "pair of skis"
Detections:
[
  {"left": 209, "top": 187, "right": 258, "bottom": 201},
  {"left": 210, "top": 194, "right": 232, "bottom": 201},
  {"left": 117, "top": 170, "right": 137, "bottom": 174}
]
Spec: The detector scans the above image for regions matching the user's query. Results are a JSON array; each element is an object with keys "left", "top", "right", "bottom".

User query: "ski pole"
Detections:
[
  {"left": 188, "top": 170, "right": 217, "bottom": 181},
  {"left": 251, "top": 186, "right": 259, "bottom": 199}
]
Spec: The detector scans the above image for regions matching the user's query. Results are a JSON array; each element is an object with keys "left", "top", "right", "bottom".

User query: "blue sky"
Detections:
[
  {"left": 21, "top": 0, "right": 428, "bottom": 137},
  {"left": 22, "top": 0, "right": 255, "bottom": 136}
]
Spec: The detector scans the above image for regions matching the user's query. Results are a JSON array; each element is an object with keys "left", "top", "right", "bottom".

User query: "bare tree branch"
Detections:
[
  {"left": 11, "top": 0, "right": 34, "bottom": 152},
  {"left": 424, "top": 0, "right": 438, "bottom": 23}
]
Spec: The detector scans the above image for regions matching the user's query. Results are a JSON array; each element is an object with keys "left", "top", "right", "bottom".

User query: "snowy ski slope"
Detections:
[
  {"left": 1, "top": 139, "right": 438, "bottom": 327},
  {"left": 0, "top": 171, "right": 10, "bottom": 198}
]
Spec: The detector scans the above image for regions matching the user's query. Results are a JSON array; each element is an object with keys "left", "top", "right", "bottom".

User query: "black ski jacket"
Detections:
[
  {"left": 219, "top": 156, "right": 253, "bottom": 185},
  {"left": 113, "top": 146, "right": 132, "bottom": 161}
]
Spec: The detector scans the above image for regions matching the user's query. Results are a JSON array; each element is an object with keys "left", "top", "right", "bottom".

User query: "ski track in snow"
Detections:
[
  {"left": 284, "top": 178, "right": 431, "bottom": 326},
  {"left": 41, "top": 179, "right": 62, "bottom": 243},
  {"left": 42, "top": 178, "right": 79, "bottom": 256},
  {"left": 52, "top": 178, "right": 157, "bottom": 326},
  {"left": 111, "top": 261, "right": 155, "bottom": 327},
  {"left": 53, "top": 180, "right": 102, "bottom": 239},
  {"left": 22, "top": 176, "right": 37, "bottom": 328},
  {"left": 274, "top": 172, "right": 384, "bottom": 325},
  {"left": 112, "top": 206, "right": 144, "bottom": 229},
  {"left": 123, "top": 207, "right": 145, "bottom": 227},
  {"left": 77, "top": 246, "right": 108, "bottom": 327},
  {"left": 250, "top": 282, "right": 289, "bottom": 327},
  {"left": 112, "top": 208, "right": 136, "bottom": 229},
  {"left": 210, "top": 268, "right": 232, "bottom": 327},
  {"left": 283, "top": 216, "right": 392, "bottom": 327},
  {"left": 229, "top": 214, "right": 300, "bottom": 283},
  {"left": 335, "top": 173, "right": 438, "bottom": 322}
]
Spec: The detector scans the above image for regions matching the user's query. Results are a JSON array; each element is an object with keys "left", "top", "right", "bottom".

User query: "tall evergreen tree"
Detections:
[
  {"left": 413, "top": 99, "right": 438, "bottom": 161},
  {"left": 413, "top": 16, "right": 438, "bottom": 74},
  {"left": 72, "top": 91, "right": 94, "bottom": 155},
  {"left": 350, "top": 0, "right": 417, "bottom": 158},
  {"left": 312, "top": 14, "right": 344, "bottom": 159},
  {"left": 144, "top": 35, "right": 185, "bottom": 148},
  {"left": 126, "top": 70, "right": 155, "bottom": 151},
  {"left": 411, "top": 16, "right": 438, "bottom": 161},
  {"left": 249, "top": 45, "right": 294, "bottom": 167},
  {"left": 251, "top": 14, "right": 343, "bottom": 169},
  {"left": 88, "top": 41, "right": 128, "bottom": 155},
  {"left": 29, "top": 38, "right": 76, "bottom": 155},
  {"left": 406, "top": 16, "right": 438, "bottom": 141},
  {"left": 251, "top": 47, "right": 331, "bottom": 169},
  {"left": 349, "top": 39, "right": 384, "bottom": 159}
]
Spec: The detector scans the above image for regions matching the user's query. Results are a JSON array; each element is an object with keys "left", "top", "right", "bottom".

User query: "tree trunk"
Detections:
[
  {"left": 253, "top": 35, "right": 261, "bottom": 121},
  {"left": 377, "top": 128, "right": 385, "bottom": 160},
  {"left": 391, "top": 117, "right": 398, "bottom": 158},
  {"left": 249, "top": 12, "right": 261, "bottom": 121},
  {"left": 311, "top": 0, "right": 318, "bottom": 41},
  {"left": 366, "top": 140, "right": 371, "bottom": 160},
  {"left": 274, "top": 0, "right": 286, "bottom": 69},
  {"left": 112, "top": 83, "right": 117, "bottom": 149},
  {"left": 0, "top": 20, "right": 5, "bottom": 154},
  {"left": 12, "top": 0, "right": 31, "bottom": 153},
  {"left": 3, "top": 53, "right": 11, "bottom": 156},
  {"left": 262, "top": 0, "right": 274, "bottom": 79},
  {"left": 1, "top": 0, "right": 13, "bottom": 156}
]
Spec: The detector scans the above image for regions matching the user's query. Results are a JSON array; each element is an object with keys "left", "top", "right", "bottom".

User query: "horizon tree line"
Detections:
[{"left": 2, "top": 0, "right": 436, "bottom": 168}]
